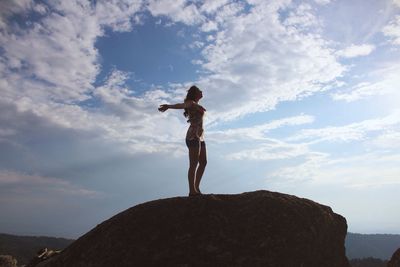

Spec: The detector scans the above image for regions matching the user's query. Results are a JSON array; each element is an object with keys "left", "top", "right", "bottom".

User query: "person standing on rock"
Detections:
[{"left": 158, "top": 85, "right": 207, "bottom": 197}]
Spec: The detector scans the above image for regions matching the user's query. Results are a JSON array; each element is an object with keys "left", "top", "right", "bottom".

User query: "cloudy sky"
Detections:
[{"left": 1, "top": 0, "right": 400, "bottom": 239}]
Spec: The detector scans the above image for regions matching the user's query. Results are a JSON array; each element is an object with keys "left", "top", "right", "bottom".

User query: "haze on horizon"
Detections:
[{"left": 0, "top": 0, "right": 400, "bottom": 239}]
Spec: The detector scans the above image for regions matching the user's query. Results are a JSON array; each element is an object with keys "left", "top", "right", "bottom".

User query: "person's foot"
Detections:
[{"left": 188, "top": 191, "right": 202, "bottom": 197}]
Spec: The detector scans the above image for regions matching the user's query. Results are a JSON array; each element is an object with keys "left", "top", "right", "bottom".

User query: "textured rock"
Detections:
[
  {"left": 26, "top": 248, "right": 61, "bottom": 267},
  {"left": 39, "top": 190, "right": 349, "bottom": 267},
  {"left": 388, "top": 248, "right": 400, "bottom": 267},
  {"left": 0, "top": 255, "right": 17, "bottom": 267}
]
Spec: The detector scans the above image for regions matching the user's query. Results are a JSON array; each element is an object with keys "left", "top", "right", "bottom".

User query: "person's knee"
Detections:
[
  {"left": 189, "top": 160, "right": 199, "bottom": 169},
  {"left": 199, "top": 159, "right": 207, "bottom": 167}
]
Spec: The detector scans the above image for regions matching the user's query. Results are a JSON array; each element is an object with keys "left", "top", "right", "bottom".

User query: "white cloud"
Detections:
[
  {"left": 392, "top": 0, "right": 400, "bottom": 8},
  {"left": 331, "top": 63, "right": 400, "bottom": 102},
  {"left": 200, "top": 0, "right": 230, "bottom": 14},
  {"left": 313, "top": 0, "right": 331, "bottom": 5},
  {"left": 213, "top": 1, "right": 246, "bottom": 24},
  {"left": 207, "top": 114, "right": 314, "bottom": 143},
  {"left": 336, "top": 44, "right": 375, "bottom": 58},
  {"left": 201, "top": 20, "right": 218, "bottom": 32},
  {"left": 193, "top": 1, "right": 344, "bottom": 123},
  {"left": 1, "top": 89, "right": 183, "bottom": 160},
  {"left": 269, "top": 152, "right": 328, "bottom": 182},
  {"left": 289, "top": 125, "right": 365, "bottom": 143},
  {"left": 0, "top": 0, "right": 347, "bottom": 158},
  {"left": 0, "top": 170, "right": 102, "bottom": 198},
  {"left": 0, "top": 0, "right": 143, "bottom": 105},
  {"left": 221, "top": 111, "right": 400, "bottom": 164},
  {"left": 0, "top": 0, "right": 395, "bottom": 161},
  {"left": 283, "top": 3, "right": 320, "bottom": 29},
  {"left": 270, "top": 152, "right": 400, "bottom": 188},
  {"left": 94, "top": 69, "right": 134, "bottom": 105},
  {"left": 227, "top": 140, "right": 312, "bottom": 161},
  {"left": 94, "top": 0, "right": 144, "bottom": 32},
  {"left": 211, "top": 114, "right": 315, "bottom": 162},
  {"left": 382, "top": 15, "right": 400, "bottom": 45},
  {"left": 369, "top": 131, "right": 400, "bottom": 149},
  {"left": 265, "top": 113, "right": 400, "bottom": 188},
  {"left": 33, "top": 3, "right": 48, "bottom": 15},
  {"left": 0, "top": 0, "right": 189, "bottom": 156},
  {"left": 0, "top": 0, "right": 33, "bottom": 29},
  {"left": 147, "top": 0, "right": 204, "bottom": 25},
  {"left": 331, "top": 82, "right": 382, "bottom": 102},
  {"left": 287, "top": 110, "right": 400, "bottom": 144},
  {"left": 189, "top": 40, "right": 205, "bottom": 49}
]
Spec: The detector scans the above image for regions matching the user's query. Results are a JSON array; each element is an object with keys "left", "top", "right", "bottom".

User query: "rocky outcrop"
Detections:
[
  {"left": 0, "top": 255, "right": 17, "bottom": 267},
  {"left": 26, "top": 248, "right": 61, "bottom": 267},
  {"left": 0, "top": 233, "right": 73, "bottom": 265},
  {"left": 39, "top": 190, "right": 349, "bottom": 267},
  {"left": 388, "top": 248, "right": 400, "bottom": 267}
]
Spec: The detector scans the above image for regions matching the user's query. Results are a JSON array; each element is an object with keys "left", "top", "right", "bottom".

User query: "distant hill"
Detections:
[
  {"left": 0, "top": 233, "right": 73, "bottom": 265},
  {"left": 346, "top": 233, "right": 400, "bottom": 260},
  {"left": 349, "top": 257, "right": 388, "bottom": 267}
]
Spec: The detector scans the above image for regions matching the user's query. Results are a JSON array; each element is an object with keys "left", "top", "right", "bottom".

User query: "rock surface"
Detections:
[
  {"left": 26, "top": 248, "right": 61, "bottom": 267},
  {"left": 39, "top": 190, "right": 349, "bottom": 267},
  {"left": 0, "top": 255, "right": 17, "bottom": 267},
  {"left": 388, "top": 248, "right": 400, "bottom": 267}
]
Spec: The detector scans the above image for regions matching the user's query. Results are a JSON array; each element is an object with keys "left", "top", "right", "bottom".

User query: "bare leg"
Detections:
[
  {"left": 195, "top": 142, "right": 207, "bottom": 193},
  {"left": 188, "top": 145, "right": 200, "bottom": 195}
]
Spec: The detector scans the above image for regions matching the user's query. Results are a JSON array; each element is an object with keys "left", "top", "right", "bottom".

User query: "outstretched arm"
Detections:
[{"left": 158, "top": 103, "right": 185, "bottom": 112}]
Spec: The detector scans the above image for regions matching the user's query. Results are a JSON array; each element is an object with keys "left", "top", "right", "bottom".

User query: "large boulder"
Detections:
[
  {"left": 39, "top": 190, "right": 349, "bottom": 267},
  {"left": 388, "top": 248, "right": 400, "bottom": 267}
]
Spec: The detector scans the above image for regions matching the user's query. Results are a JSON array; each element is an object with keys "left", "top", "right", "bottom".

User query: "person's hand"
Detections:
[{"left": 158, "top": 104, "right": 169, "bottom": 112}]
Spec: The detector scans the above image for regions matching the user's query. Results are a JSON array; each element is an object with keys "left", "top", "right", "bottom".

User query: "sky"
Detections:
[{"left": 0, "top": 0, "right": 400, "bottom": 239}]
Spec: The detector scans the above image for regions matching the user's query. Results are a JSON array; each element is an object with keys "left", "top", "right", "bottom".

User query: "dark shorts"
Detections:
[{"left": 185, "top": 139, "right": 206, "bottom": 148}]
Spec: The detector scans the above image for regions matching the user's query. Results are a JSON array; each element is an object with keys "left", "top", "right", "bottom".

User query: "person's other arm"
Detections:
[
  {"left": 167, "top": 103, "right": 185, "bottom": 109},
  {"left": 158, "top": 101, "right": 194, "bottom": 112}
]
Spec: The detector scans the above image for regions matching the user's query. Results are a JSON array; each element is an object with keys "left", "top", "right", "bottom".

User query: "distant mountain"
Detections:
[
  {"left": 346, "top": 233, "right": 400, "bottom": 260},
  {"left": 0, "top": 233, "right": 73, "bottom": 265}
]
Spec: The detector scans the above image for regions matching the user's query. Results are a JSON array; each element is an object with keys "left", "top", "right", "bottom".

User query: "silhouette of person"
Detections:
[{"left": 159, "top": 85, "right": 207, "bottom": 197}]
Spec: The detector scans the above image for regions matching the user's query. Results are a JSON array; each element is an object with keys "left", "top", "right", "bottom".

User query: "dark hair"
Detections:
[{"left": 183, "top": 85, "right": 200, "bottom": 119}]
